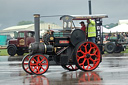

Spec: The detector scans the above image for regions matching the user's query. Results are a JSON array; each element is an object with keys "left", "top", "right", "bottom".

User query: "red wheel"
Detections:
[
  {"left": 61, "top": 65, "right": 78, "bottom": 71},
  {"left": 74, "top": 41, "right": 101, "bottom": 71},
  {"left": 22, "top": 54, "right": 33, "bottom": 75},
  {"left": 29, "top": 54, "right": 49, "bottom": 75}
]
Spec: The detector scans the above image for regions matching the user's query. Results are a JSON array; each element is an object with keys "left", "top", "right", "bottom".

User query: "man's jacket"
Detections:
[{"left": 87, "top": 19, "right": 96, "bottom": 37}]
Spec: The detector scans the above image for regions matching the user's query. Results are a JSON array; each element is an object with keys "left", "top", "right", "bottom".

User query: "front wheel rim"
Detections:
[{"left": 29, "top": 54, "right": 49, "bottom": 75}]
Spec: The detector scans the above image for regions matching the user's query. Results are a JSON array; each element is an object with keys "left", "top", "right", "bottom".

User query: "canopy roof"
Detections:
[{"left": 60, "top": 14, "right": 108, "bottom": 20}]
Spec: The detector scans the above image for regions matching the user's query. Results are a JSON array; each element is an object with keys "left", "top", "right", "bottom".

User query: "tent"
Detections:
[
  {"left": 118, "top": 20, "right": 128, "bottom": 25},
  {"left": 109, "top": 24, "right": 128, "bottom": 33},
  {"left": 102, "top": 27, "right": 110, "bottom": 33}
]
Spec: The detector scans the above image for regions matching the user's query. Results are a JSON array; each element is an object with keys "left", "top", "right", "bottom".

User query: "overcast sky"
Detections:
[{"left": 0, "top": 0, "right": 128, "bottom": 29}]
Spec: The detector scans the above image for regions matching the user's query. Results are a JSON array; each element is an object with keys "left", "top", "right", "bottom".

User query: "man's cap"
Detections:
[{"left": 79, "top": 21, "right": 84, "bottom": 24}]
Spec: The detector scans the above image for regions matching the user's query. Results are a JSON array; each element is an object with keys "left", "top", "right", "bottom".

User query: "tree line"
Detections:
[{"left": 17, "top": 21, "right": 44, "bottom": 25}]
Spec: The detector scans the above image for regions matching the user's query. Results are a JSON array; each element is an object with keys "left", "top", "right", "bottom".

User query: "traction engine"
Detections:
[{"left": 22, "top": 14, "right": 105, "bottom": 75}]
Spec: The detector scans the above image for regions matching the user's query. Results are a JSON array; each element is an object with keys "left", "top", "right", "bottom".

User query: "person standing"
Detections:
[
  {"left": 79, "top": 21, "right": 86, "bottom": 33},
  {"left": 86, "top": 19, "right": 96, "bottom": 43},
  {"left": 79, "top": 21, "right": 87, "bottom": 40}
]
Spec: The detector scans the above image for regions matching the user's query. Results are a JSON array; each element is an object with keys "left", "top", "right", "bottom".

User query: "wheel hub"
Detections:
[
  {"left": 38, "top": 63, "right": 41, "bottom": 66},
  {"left": 108, "top": 45, "right": 112, "bottom": 50},
  {"left": 86, "top": 54, "right": 90, "bottom": 58}
]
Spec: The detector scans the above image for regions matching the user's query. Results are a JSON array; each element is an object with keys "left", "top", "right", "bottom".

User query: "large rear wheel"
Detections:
[
  {"left": 29, "top": 54, "right": 49, "bottom": 75},
  {"left": 74, "top": 41, "right": 101, "bottom": 71}
]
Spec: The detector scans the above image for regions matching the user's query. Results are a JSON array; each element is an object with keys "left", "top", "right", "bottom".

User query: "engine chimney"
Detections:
[
  {"left": 34, "top": 14, "right": 40, "bottom": 43},
  {"left": 29, "top": 14, "right": 54, "bottom": 55}
]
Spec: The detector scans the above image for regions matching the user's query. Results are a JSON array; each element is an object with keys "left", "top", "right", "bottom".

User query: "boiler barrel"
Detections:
[{"left": 29, "top": 42, "right": 54, "bottom": 54}]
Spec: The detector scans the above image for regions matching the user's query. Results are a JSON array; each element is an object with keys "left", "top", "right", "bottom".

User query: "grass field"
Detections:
[
  {"left": 121, "top": 48, "right": 128, "bottom": 53},
  {"left": 0, "top": 49, "right": 8, "bottom": 56},
  {"left": 0, "top": 49, "right": 28, "bottom": 56}
]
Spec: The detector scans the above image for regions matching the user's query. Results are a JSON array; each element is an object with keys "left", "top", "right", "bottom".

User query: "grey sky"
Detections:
[{"left": 0, "top": 0, "right": 128, "bottom": 29}]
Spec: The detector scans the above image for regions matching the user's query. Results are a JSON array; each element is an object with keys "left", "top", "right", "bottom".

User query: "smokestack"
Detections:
[
  {"left": 34, "top": 14, "right": 40, "bottom": 43},
  {"left": 88, "top": 0, "right": 92, "bottom": 15}
]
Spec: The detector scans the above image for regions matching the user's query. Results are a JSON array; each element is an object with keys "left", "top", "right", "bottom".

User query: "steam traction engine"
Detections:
[{"left": 22, "top": 14, "right": 108, "bottom": 75}]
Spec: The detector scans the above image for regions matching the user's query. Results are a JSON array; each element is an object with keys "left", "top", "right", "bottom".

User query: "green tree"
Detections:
[
  {"left": 17, "top": 20, "right": 45, "bottom": 25},
  {"left": 40, "top": 21, "right": 45, "bottom": 23},
  {"left": 17, "top": 21, "right": 33, "bottom": 25},
  {"left": 104, "top": 23, "right": 118, "bottom": 29}
]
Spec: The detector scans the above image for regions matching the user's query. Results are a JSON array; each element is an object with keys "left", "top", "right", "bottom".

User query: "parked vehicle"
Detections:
[
  {"left": 7, "top": 31, "right": 35, "bottom": 56},
  {"left": 104, "top": 33, "right": 127, "bottom": 53}
]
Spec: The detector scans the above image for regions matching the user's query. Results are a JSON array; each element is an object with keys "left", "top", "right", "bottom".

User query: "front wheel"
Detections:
[
  {"left": 29, "top": 54, "right": 49, "bottom": 75},
  {"left": 7, "top": 45, "right": 16, "bottom": 56},
  {"left": 74, "top": 41, "right": 101, "bottom": 71}
]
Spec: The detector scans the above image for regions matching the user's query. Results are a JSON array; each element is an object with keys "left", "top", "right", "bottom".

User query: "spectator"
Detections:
[{"left": 86, "top": 19, "right": 96, "bottom": 43}]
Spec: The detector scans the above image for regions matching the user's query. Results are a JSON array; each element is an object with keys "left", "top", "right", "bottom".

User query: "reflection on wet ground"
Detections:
[
  {"left": 0, "top": 53, "right": 128, "bottom": 85},
  {"left": 22, "top": 71, "right": 102, "bottom": 85}
]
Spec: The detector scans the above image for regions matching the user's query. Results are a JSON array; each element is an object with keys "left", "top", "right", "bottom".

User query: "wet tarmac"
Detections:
[{"left": 0, "top": 53, "right": 128, "bottom": 85}]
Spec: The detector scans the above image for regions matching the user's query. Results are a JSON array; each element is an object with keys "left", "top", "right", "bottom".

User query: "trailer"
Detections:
[{"left": 22, "top": 14, "right": 108, "bottom": 75}]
